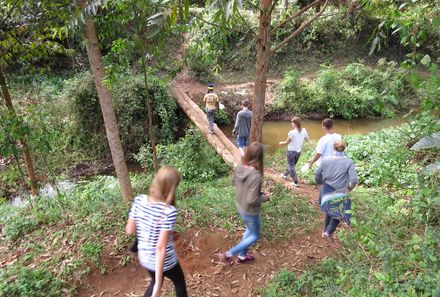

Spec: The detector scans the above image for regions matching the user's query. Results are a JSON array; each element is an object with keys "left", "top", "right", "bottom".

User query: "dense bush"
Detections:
[
  {"left": 272, "top": 60, "right": 414, "bottom": 119},
  {"left": 65, "top": 72, "right": 178, "bottom": 159},
  {"left": 135, "top": 128, "right": 229, "bottom": 181},
  {"left": 344, "top": 122, "right": 423, "bottom": 188}
]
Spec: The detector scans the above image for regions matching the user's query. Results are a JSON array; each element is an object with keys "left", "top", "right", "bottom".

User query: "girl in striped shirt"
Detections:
[{"left": 126, "top": 166, "right": 187, "bottom": 297}]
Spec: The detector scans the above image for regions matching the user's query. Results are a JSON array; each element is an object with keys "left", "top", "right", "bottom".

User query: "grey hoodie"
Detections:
[
  {"left": 233, "top": 109, "right": 253, "bottom": 137},
  {"left": 233, "top": 164, "right": 264, "bottom": 215}
]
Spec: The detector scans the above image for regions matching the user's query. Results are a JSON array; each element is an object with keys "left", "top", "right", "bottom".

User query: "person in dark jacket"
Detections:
[
  {"left": 315, "top": 140, "right": 358, "bottom": 239},
  {"left": 232, "top": 100, "right": 253, "bottom": 156},
  {"left": 218, "top": 142, "right": 270, "bottom": 265}
]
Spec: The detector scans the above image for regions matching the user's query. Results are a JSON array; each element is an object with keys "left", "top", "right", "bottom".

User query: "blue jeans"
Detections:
[
  {"left": 319, "top": 184, "right": 340, "bottom": 236},
  {"left": 206, "top": 109, "right": 215, "bottom": 132},
  {"left": 228, "top": 214, "right": 261, "bottom": 257},
  {"left": 237, "top": 136, "right": 249, "bottom": 148},
  {"left": 284, "top": 151, "right": 300, "bottom": 183}
]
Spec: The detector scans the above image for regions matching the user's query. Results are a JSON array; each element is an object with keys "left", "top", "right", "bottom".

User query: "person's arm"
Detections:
[
  {"left": 308, "top": 138, "right": 323, "bottom": 166},
  {"left": 305, "top": 129, "right": 310, "bottom": 142},
  {"left": 246, "top": 172, "right": 265, "bottom": 207},
  {"left": 215, "top": 95, "right": 220, "bottom": 109},
  {"left": 315, "top": 161, "right": 325, "bottom": 185},
  {"left": 151, "top": 229, "right": 171, "bottom": 297},
  {"left": 308, "top": 153, "right": 321, "bottom": 167},
  {"left": 348, "top": 161, "right": 359, "bottom": 191},
  {"left": 232, "top": 113, "right": 240, "bottom": 135},
  {"left": 125, "top": 218, "right": 136, "bottom": 234},
  {"left": 279, "top": 135, "right": 291, "bottom": 146}
]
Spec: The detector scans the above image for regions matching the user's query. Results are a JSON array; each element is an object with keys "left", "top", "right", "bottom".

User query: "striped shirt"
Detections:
[{"left": 128, "top": 195, "right": 178, "bottom": 272}]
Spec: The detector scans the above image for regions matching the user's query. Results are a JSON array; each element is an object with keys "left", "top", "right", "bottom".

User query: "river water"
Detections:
[{"left": 222, "top": 117, "right": 405, "bottom": 154}]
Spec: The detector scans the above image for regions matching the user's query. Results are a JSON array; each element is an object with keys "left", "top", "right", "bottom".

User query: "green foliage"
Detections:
[
  {"left": 214, "top": 108, "right": 231, "bottom": 126},
  {"left": 80, "top": 242, "right": 102, "bottom": 266},
  {"left": 262, "top": 186, "right": 440, "bottom": 296},
  {"left": 272, "top": 5, "right": 369, "bottom": 54},
  {"left": 2, "top": 216, "right": 40, "bottom": 241},
  {"left": 273, "top": 60, "right": 414, "bottom": 119},
  {"left": 0, "top": 267, "right": 62, "bottom": 297},
  {"left": 344, "top": 122, "right": 423, "bottom": 188},
  {"left": 185, "top": 10, "right": 256, "bottom": 79},
  {"left": 66, "top": 72, "right": 177, "bottom": 159},
  {"left": 136, "top": 129, "right": 229, "bottom": 181}
]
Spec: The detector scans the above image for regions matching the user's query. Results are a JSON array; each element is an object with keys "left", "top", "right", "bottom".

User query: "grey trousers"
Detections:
[{"left": 207, "top": 109, "right": 215, "bottom": 132}]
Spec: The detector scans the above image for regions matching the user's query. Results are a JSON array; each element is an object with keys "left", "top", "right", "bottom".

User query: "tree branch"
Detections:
[
  {"left": 0, "top": 0, "right": 20, "bottom": 29},
  {"left": 271, "top": 0, "right": 319, "bottom": 34},
  {"left": 269, "top": 0, "right": 280, "bottom": 16},
  {"left": 270, "top": 0, "right": 329, "bottom": 54}
]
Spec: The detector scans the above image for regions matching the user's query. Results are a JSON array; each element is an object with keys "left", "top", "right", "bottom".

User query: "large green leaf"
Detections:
[{"left": 411, "top": 132, "right": 440, "bottom": 151}]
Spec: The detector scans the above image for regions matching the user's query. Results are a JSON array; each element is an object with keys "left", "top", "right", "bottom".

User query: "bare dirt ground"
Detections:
[{"left": 78, "top": 180, "right": 340, "bottom": 297}]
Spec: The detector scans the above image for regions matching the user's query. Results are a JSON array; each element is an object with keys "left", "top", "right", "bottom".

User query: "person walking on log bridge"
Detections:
[
  {"left": 233, "top": 99, "right": 253, "bottom": 156},
  {"left": 203, "top": 83, "right": 219, "bottom": 134},
  {"left": 306, "top": 118, "right": 341, "bottom": 169},
  {"left": 315, "top": 141, "right": 358, "bottom": 239},
  {"left": 279, "top": 116, "right": 309, "bottom": 187},
  {"left": 125, "top": 166, "right": 187, "bottom": 297},
  {"left": 218, "top": 142, "right": 271, "bottom": 265}
]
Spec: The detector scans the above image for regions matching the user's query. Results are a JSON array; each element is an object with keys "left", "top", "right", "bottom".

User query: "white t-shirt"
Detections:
[
  {"left": 287, "top": 128, "right": 309, "bottom": 152},
  {"left": 316, "top": 133, "right": 342, "bottom": 166}
]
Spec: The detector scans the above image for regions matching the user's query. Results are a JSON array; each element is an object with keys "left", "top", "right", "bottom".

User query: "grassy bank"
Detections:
[
  {"left": 262, "top": 121, "right": 440, "bottom": 296},
  {"left": 0, "top": 135, "right": 317, "bottom": 296}
]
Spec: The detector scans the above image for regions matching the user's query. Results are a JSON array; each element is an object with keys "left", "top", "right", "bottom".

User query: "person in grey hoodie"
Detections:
[
  {"left": 218, "top": 142, "right": 270, "bottom": 265},
  {"left": 232, "top": 100, "right": 253, "bottom": 156},
  {"left": 315, "top": 140, "right": 358, "bottom": 239}
]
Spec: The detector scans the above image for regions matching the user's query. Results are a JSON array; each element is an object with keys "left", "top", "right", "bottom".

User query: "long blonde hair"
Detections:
[
  {"left": 242, "top": 142, "right": 264, "bottom": 175},
  {"left": 148, "top": 166, "right": 181, "bottom": 206}
]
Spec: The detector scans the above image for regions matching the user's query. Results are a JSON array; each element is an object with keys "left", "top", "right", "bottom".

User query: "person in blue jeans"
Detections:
[
  {"left": 232, "top": 100, "right": 253, "bottom": 156},
  {"left": 315, "top": 141, "right": 358, "bottom": 239},
  {"left": 218, "top": 142, "right": 270, "bottom": 265}
]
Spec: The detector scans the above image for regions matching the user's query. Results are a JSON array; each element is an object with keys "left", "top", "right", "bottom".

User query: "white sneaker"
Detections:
[
  {"left": 290, "top": 181, "right": 299, "bottom": 187},
  {"left": 280, "top": 174, "right": 288, "bottom": 180}
]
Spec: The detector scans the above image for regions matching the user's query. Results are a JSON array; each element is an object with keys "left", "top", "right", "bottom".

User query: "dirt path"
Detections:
[{"left": 78, "top": 178, "right": 340, "bottom": 297}]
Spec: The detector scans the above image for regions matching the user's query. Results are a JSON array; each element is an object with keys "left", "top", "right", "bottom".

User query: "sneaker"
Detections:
[
  {"left": 208, "top": 130, "right": 214, "bottom": 134},
  {"left": 290, "top": 181, "right": 299, "bottom": 187},
  {"left": 322, "top": 232, "right": 332, "bottom": 240},
  {"left": 217, "top": 253, "right": 232, "bottom": 265},
  {"left": 235, "top": 254, "right": 255, "bottom": 264},
  {"left": 280, "top": 174, "right": 288, "bottom": 180}
]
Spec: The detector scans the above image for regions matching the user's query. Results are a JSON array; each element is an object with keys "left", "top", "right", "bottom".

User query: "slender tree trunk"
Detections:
[
  {"left": 79, "top": 2, "right": 133, "bottom": 202},
  {"left": 0, "top": 68, "right": 38, "bottom": 196},
  {"left": 250, "top": 0, "right": 272, "bottom": 143},
  {"left": 141, "top": 45, "right": 159, "bottom": 172}
]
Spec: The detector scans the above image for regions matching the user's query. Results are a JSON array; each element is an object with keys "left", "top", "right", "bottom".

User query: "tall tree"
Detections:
[
  {"left": 76, "top": 0, "right": 133, "bottom": 202},
  {"left": 0, "top": 69, "right": 38, "bottom": 195},
  {"left": 250, "top": 0, "right": 329, "bottom": 142},
  {"left": 0, "top": 0, "right": 70, "bottom": 195}
]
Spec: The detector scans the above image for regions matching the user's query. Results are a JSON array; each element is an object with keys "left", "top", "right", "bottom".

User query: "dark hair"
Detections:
[
  {"left": 291, "top": 116, "right": 301, "bottom": 130},
  {"left": 242, "top": 142, "right": 264, "bottom": 174},
  {"left": 242, "top": 100, "right": 250, "bottom": 108},
  {"left": 322, "top": 118, "right": 334, "bottom": 129}
]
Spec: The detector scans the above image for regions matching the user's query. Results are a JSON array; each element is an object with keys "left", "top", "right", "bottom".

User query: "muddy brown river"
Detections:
[{"left": 222, "top": 117, "right": 405, "bottom": 154}]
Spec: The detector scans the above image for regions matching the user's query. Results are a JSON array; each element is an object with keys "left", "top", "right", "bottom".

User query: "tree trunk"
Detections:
[
  {"left": 250, "top": 0, "right": 272, "bottom": 143},
  {"left": 0, "top": 68, "right": 38, "bottom": 196},
  {"left": 80, "top": 3, "right": 133, "bottom": 202}
]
